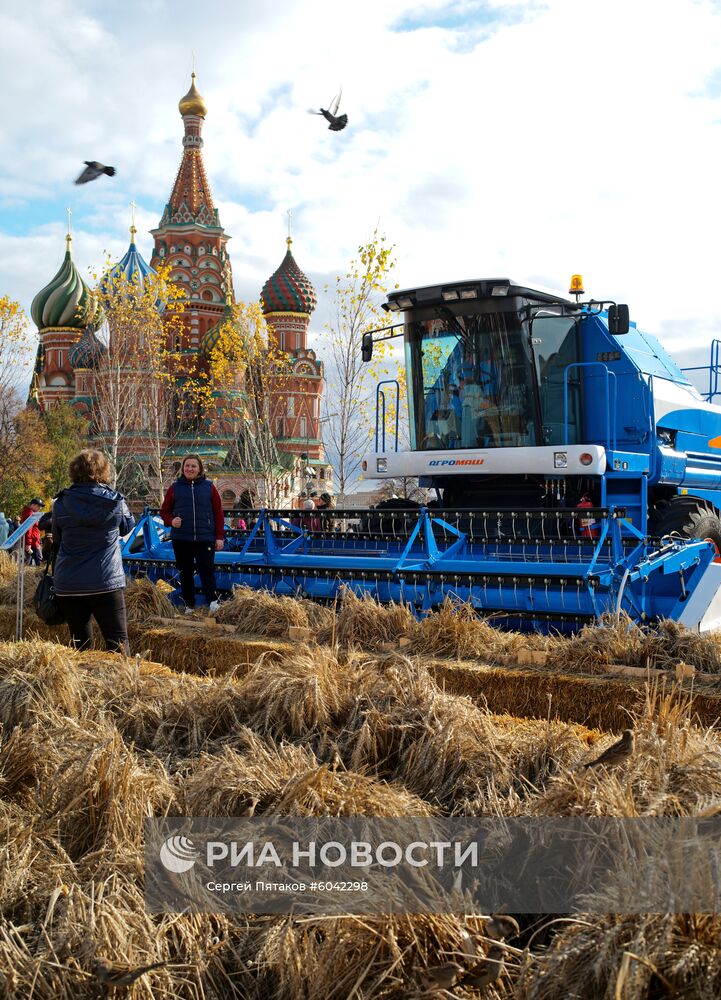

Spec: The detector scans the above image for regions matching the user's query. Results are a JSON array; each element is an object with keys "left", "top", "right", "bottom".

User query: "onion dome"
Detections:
[
  {"left": 31, "top": 234, "right": 103, "bottom": 330},
  {"left": 69, "top": 326, "right": 107, "bottom": 370},
  {"left": 261, "top": 238, "right": 317, "bottom": 315},
  {"left": 202, "top": 300, "right": 236, "bottom": 355},
  {"left": 100, "top": 225, "right": 155, "bottom": 300},
  {"left": 179, "top": 72, "right": 207, "bottom": 117}
]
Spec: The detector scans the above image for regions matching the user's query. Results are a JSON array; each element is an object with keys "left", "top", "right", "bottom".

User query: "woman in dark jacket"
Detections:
[
  {"left": 159, "top": 454, "right": 224, "bottom": 612},
  {"left": 52, "top": 449, "right": 135, "bottom": 653}
]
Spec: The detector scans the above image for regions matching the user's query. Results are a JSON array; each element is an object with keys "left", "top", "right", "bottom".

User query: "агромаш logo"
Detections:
[{"left": 159, "top": 836, "right": 199, "bottom": 873}]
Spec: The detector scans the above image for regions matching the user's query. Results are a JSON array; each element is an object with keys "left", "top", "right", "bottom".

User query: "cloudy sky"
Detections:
[{"left": 3, "top": 0, "right": 721, "bottom": 379}]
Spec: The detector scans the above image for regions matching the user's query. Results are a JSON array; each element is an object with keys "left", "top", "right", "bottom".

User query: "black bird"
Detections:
[
  {"left": 311, "top": 88, "right": 348, "bottom": 131},
  {"left": 75, "top": 161, "right": 116, "bottom": 185}
]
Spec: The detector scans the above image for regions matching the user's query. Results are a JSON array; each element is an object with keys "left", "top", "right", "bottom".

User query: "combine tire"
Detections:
[{"left": 650, "top": 497, "right": 721, "bottom": 556}]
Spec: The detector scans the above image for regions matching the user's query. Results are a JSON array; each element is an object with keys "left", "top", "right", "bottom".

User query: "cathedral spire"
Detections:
[{"left": 161, "top": 73, "right": 218, "bottom": 227}]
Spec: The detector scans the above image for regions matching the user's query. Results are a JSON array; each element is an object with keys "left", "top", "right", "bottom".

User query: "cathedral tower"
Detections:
[
  {"left": 149, "top": 73, "right": 233, "bottom": 353},
  {"left": 30, "top": 230, "right": 103, "bottom": 410},
  {"left": 261, "top": 237, "right": 325, "bottom": 464}
]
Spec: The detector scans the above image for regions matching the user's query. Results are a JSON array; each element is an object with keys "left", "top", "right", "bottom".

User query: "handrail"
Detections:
[
  {"left": 375, "top": 380, "right": 400, "bottom": 452},
  {"left": 563, "top": 362, "right": 617, "bottom": 452},
  {"left": 681, "top": 338, "right": 721, "bottom": 402}
]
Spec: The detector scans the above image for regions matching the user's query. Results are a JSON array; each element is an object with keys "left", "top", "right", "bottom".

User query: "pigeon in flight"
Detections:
[
  {"left": 75, "top": 161, "right": 116, "bottom": 185},
  {"left": 311, "top": 88, "right": 348, "bottom": 131}
]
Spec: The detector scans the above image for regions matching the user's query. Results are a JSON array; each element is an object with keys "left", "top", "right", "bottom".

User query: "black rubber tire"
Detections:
[{"left": 650, "top": 497, "right": 721, "bottom": 552}]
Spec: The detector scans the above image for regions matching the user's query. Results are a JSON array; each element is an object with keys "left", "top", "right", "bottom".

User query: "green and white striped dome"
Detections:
[{"left": 31, "top": 235, "right": 103, "bottom": 330}]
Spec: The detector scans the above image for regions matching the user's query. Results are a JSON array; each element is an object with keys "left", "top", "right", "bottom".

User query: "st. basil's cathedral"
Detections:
[{"left": 28, "top": 74, "right": 330, "bottom": 506}]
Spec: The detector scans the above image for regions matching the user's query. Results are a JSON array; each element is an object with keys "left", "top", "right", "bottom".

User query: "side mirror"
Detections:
[
  {"left": 361, "top": 332, "right": 373, "bottom": 362},
  {"left": 608, "top": 303, "right": 630, "bottom": 335}
]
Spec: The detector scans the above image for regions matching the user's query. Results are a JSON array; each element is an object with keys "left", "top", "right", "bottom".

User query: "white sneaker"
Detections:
[
  {"left": 208, "top": 600, "right": 220, "bottom": 614},
  {"left": 184, "top": 606, "right": 195, "bottom": 615}
]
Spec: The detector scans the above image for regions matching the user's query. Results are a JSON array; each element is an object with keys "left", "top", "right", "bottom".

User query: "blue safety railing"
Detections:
[{"left": 681, "top": 338, "right": 721, "bottom": 402}]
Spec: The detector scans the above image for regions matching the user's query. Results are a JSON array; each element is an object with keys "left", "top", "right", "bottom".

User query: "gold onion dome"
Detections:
[
  {"left": 31, "top": 234, "right": 103, "bottom": 330},
  {"left": 178, "top": 72, "right": 207, "bottom": 117}
]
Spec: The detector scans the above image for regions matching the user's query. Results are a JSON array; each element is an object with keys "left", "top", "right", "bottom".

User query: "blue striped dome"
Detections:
[
  {"left": 69, "top": 326, "right": 107, "bottom": 369},
  {"left": 100, "top": 226, "right": 155, "bottom": 300}
]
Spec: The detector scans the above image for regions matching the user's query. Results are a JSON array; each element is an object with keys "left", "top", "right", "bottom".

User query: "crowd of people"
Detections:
[{"left": 10, "top": 450, "right": 342, "bottom": 656}]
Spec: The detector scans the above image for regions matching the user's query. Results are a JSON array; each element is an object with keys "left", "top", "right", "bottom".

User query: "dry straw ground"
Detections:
[{"left": 1, "top": 572, "right": 721, "bottom": 995}]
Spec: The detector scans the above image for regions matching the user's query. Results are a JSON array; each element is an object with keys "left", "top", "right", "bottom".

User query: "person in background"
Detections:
[
  {"left": 315, "top": 491, "right": 336, "bottom": 532},
  {"left": 9, "top": 516, "right": 19, "bottom": 533},
  {"left": 52, "top": 450, "right": 135, "bottom": 653},
  {"left": 0, "top": 512, "right": 8, "bottom": 547},
  {"left": 42, "top": 532, "right": 54, "bottom": 565},
  {"left": 20, "top": 497, "right": 44, "bottom": 565},
  {"left": 308, "top": 491, "right": 323, "bottom": 531},
  {"left": 159, "top": 454, "right": 224, "bottom": 613}
]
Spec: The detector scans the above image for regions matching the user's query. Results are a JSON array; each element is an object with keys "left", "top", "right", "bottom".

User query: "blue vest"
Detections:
[{"left": 171, "top": 475, "right": 215, "bottom": 542}]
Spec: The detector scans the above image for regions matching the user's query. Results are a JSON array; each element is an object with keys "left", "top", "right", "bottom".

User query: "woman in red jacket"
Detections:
[{"left": 159, "top": 455, "right": 224, "bottom": 613}]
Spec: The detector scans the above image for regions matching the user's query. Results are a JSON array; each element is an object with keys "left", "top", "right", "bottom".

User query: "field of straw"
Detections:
[{"left": 2, "top": 570, "right": 721, "bottom": 995}]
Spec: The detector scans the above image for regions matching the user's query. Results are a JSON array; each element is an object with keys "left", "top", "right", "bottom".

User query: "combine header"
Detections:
[{"left": 123, "top": 276, "right": 721, "bottom": 633}]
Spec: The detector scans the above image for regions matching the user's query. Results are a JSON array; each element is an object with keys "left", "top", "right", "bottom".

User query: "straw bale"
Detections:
[
  {"left": 315, "top": 589, "right": 418, "bottom": 651},
  {"left": 181, "top": 736, "right": 322, "bottom": 815},
  {"left": 413, "top": 596, "right": 543, "bottom": 661},
  {"left": 518, "top": 913, "right": 721, "bottom": 1000},
  {"left": 0, "top": 798, "right": 77, "bottom": 921},
  {"left": 531, "top": 686, "right": 721, "bottom": 818},
  {"left": 0, "top": 640, "right": 84, "bottom": 728},
  {"left": 0, "top": 874, "right": 173, "bottom": 999},
  {"left": 0, "top": 604, "right": 68, "bottom": 643},
  {"left": 273, "top": 763, "right": 436, "bottom": 817},
  {"left": 0, "top": 565, "right": 44, "bottom": 607},
  {"left": 256, "top": 913, "right": 496, "bottom": 1000},
  {"left": 0, "top": 549, "right": 16, "bottom": 583},
  {"left": 133, "top": 625, "right": 294, "bottom": 677},
  {"left": 125, "top": 576, "right": 178, "bottom": 624},
  {"left": 215, "top": 584, "right": 311, "bottom": 635},
  {"left": 123, "top": 674, "right": 249, "bottom": 757},
  {"left": 31, "top": 718, "right": 178, "bottom": 860},
  {"left": 234, "top": 647, "right": 356, "bottom": 739}
]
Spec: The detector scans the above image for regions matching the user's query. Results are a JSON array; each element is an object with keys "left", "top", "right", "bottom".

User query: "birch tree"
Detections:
[
  {"left": 91, "top": 263, "right": 185, "bottom": 494},
  {"left": 321, "top": 230, "right": 399, "bottom": 499}
]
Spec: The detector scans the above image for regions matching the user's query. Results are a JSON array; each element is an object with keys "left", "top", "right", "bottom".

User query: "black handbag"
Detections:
[{"left": 33, "top": 566, "right": 66, "bottom": 625}]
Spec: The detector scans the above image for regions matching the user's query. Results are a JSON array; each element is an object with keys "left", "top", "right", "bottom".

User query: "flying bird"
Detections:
[
  {"left": 75, "top": 161, "right": 116, "bottom": 185},
  {"left": 92, "top": 958, "right": 167, "bottom": 987},
  {"left": 310, "top": 87, "right": 348, "bottom": 131},
  {"left": 584, "top": 728, "right": 635, "bottom": 769}
]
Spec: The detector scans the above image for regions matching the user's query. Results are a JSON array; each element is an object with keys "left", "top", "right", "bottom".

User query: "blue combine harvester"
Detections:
[{"left": 122, "top": 276, "right": 721, "bottom": 633}]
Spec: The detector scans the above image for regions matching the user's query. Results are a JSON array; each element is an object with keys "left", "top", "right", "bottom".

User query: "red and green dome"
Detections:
[{"left": 261, "top": 238, "right": 316, "bottom": 316}]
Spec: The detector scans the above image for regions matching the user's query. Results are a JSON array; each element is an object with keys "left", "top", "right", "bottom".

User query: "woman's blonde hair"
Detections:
[{"left": 68, "top": 449, "right": 113, "bottom": 485}]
